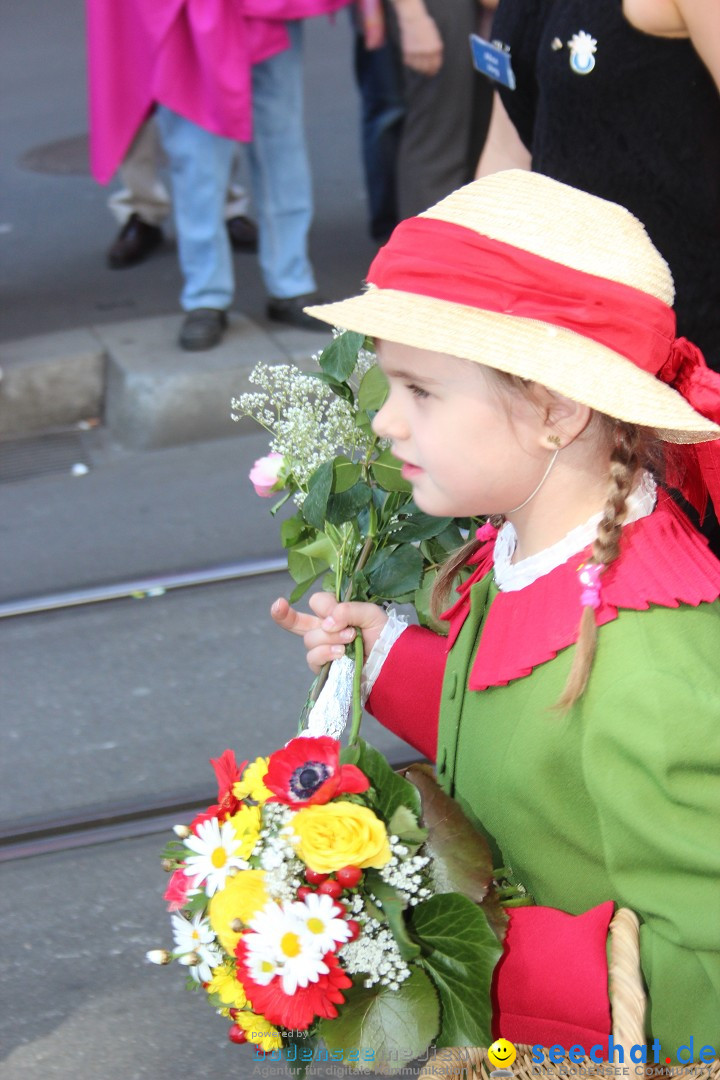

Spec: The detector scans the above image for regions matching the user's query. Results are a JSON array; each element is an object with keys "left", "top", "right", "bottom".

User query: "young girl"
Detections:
[{"left": 271, "top": 171, "right": 720, "bottom": 1059}]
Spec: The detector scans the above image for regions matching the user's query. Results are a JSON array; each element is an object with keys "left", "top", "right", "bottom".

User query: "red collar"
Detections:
[{"left": 441, "top": 493, "right": 720, "bottom": 690}]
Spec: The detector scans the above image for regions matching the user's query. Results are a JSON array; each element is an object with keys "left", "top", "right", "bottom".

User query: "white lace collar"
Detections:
[{"left": 493, "top": 471, "right": 657, "bottom": 592}]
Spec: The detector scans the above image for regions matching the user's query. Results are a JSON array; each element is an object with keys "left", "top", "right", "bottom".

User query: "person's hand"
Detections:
[
  {"left": 394, "top": 2, "right": 443, "bottom": 76},
  {"left": 271, "top": 592, "right": 389, "bottom": 674}
]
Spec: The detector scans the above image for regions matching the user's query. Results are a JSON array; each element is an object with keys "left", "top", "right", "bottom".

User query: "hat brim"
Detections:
[{"left": 306, "top": 289, "right": 720, "bottom": 445}]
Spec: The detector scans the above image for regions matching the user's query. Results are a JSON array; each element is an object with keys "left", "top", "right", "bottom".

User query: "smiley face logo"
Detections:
[{"left": 488, "top": 1039, "right": 517, "bottom": 1070}]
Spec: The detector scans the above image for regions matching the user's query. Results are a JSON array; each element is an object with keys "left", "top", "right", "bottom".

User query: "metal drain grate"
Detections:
[{"left": 0, "top": 431, "right": 91, "bottom": 484}]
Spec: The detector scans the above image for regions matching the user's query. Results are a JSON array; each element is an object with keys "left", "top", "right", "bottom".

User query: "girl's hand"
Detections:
[{"left": 271, "top": 592, "right": 389, "bottom": 674}]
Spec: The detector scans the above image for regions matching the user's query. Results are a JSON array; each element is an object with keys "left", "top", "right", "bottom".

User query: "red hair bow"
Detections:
[{"left": 658, "top": 338, "right": 720, "bottom": 521}]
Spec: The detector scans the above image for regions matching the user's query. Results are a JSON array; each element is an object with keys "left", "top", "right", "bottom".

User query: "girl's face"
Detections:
[{"left": 372, "top": 341, "right": 554, "bottom": 518}]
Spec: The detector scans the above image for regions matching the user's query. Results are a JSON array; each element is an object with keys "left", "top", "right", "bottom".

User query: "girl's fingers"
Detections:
[
  {"left": 270, "top": 597, "right": 320, "bottom": 636},
  {"left": 302, "top": 626, "right": 356, "bottom": 652},
  {"left": 306, "top": 643, "right": 347, "bottom": 674}
]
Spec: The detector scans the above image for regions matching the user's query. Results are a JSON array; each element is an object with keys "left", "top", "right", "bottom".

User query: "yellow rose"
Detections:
[
  {"left": 227, "top": 803, "right": 261, "bottom": 859},
  {"left": 232, "top": 757, "right": 273, "bottom": 804},
  {"left": 290, "top": 800, "right": 391, "bottom": 874},
  {"left": 208, "top": 869, "right": 268, "bottom": 954}
]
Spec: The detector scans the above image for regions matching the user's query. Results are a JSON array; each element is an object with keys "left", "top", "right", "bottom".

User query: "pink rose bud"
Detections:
[
  {"left": 163, "top": 868, "right": 192, "bottom": 912},
  {"left": 249, "top": 453, "right": 284, "bottom": 498}
]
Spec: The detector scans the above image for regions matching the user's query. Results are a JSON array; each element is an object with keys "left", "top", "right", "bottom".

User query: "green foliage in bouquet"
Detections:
[{"left": 232, "top": 331, "right": 477, "bottom": 625}]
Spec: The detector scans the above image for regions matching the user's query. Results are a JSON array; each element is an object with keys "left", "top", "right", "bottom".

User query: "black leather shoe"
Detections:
[
  {"left": 226, "top": 215, "right": 258, "bottom": 253},
  {"left": 107, "top": 214, "right": 164, "bottom": 268},
  {"left": 179, "top": 308, "right": 228, "bottom": 351},
  {"left": 266, "top": 293, "right": 326, "bottom": 331}
]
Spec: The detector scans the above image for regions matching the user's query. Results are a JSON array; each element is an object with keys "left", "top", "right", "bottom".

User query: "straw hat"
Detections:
[{"left": 306, "top": 171, "right": 720, "bottom": 444}]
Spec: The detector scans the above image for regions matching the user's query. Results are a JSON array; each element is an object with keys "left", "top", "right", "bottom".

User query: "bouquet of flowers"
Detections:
[
  {"left": 151, "top": 738, "right": 507, "bottom": 1073},
  {"left": 149, "top": 333, "right": 524, "bottom": 1074}
]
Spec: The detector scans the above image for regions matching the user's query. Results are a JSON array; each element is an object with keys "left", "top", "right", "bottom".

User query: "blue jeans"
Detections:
[
  {"left": 156, "top": 22, "right": 316, "bottom": 311},
  {"left": 353, "top": 30, "right": 405, "bottom": 240}
]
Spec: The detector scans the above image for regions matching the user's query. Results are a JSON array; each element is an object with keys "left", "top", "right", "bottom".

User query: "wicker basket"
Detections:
[{"left": 418, "top": 909, "right": 720, "bottom": 1080}]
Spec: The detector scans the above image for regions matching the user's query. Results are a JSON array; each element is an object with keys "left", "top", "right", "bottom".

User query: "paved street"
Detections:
[{"left": 0, "top": 3, "right": 426, "bottom": 1076}]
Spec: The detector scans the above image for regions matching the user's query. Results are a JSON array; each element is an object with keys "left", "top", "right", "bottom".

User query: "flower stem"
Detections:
[
  {"left": 348, "top": 633, "right": 365, "bottom": 746},
  {"left": 297, "top": 531, "right": 376, "bottom": 735}
]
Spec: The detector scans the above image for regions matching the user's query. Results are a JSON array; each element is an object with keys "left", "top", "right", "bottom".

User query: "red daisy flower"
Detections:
[
  {"left": 236, "top": 940, "right": 351, "bottom": 1030},
  {"left": 209, "top": 748, "right": 247, "bottom": 819},
  {"left": 263, "top": 737, "right": 369, "bottom": 807}
]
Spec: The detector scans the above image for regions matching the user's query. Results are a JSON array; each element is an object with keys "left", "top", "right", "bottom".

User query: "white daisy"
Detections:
[
  {"left": 171, "top": 912, "right": 223, "bottom": 982},
  {"left": 246, "top": 901, "right": 329, "bottom": 995},
  {"left": 182, "top": 817, "right": 249, "bottom": 896},
  {"left": 292, "top": 891, "right": 352, "bottom": 954},
  {"left": 243, "top": 944, "right": 281, "bottom": 986}
]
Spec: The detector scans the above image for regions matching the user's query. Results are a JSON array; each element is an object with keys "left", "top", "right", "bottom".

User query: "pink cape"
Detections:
[{"left": 86, "top": 0, "right": 351, "bottom": 184}]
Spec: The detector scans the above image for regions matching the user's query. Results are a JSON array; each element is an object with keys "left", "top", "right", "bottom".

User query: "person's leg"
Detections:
[
  {"left": 155, "top": 107, "right": 235, "bottom": 348},
  {"left": 155, "top": 106, "right": 235, "bottom": 313},
  {"left": 107, "top": 117, "right": 168, "bottom": 267},
  {"left": 389, "top": 0, "right": 490, "bottom": 219},
  {"left": 353, "top": 23, "right": 405, "bottom": 241},
  {"left": 247, "top": 22, "right": 317, "bottom": 306},
  {"left": 108, "top": 117, "right": 171, "bottom": 227},
  {"left": 225, "top": 148, "right": 259, "bottom": 252}
]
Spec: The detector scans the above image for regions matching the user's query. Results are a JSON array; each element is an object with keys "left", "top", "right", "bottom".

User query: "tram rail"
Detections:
[{"left": 1, "top": 552, "right": 422, "bottom": 862}]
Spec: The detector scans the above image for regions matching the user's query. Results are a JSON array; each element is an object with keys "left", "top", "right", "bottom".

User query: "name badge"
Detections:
[{"left": 469, "top": 34, "right": 516, "bottom": 90}]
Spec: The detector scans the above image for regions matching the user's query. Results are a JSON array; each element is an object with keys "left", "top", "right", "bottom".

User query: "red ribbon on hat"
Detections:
[{"left": 368, "top": 216, "right": 720, "bottom": 519}]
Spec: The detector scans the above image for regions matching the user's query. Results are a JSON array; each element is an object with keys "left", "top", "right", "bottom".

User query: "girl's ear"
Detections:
[{"left": 536, "top": 387, "right": 593, "bottom": 447}]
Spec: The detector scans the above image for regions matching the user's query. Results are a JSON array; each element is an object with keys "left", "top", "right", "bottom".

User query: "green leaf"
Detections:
[
  {"left": 367, "top": 545, "right": 424, "bottom": 600},
  {"left": 389, "top": 511, "right": 454, "bottom": 544},
  {"left": 357, "top": 364, "right": 388, "bottom": 411},
  {"left": 353, "top": 408, "right": 375, "bottom": 437},
  {"left": 317, "top": 330, "right": 364, "bottom": 382},
  {"left": 308, "top": 370, "right": 354, "bottom": 403},
  {"left": 401, "top": 763, "right": 507, "bottom": 941},
  {"left": 364, "top": 871, "right": 420, "bottom": 962},
  {"left": 326, "top": 482, "right": 372, "bottom": 526},
  {"left": 290, "top": 576, "right": 321, "bottom": 603},
  {"left": 341, "top": 738, "right": 422, "bottom": 821},
  {"left": 413, "top": 568, "right": 443, "bottom": 631},
  {"left": 370, "top": 448, "right": 412, "bottom": 493},
  {"left": 287, "top": 546, "right": 330, "bottom": 585},
  {"left": 387, "top": 804, "right": 428, "bottom": 846},
  {"left": 295, "top": 535, "right": 336, "bottom": 563},
  {"left": 280, "top": 516, "right": 307, "bottom": 549},
  {"left": 332, "top": 455, "right": 362, "bottom": 493},
  {"left": 278, "top": 1033, "right": 318, "bottom": 1078},
  {"left": 409, "top": 893, "right": 502, "bottom": 1047},
  {"left": 301, "top": 461, "right": 334, "bottom": 529},
  {"left": 317, "top": 968, "right": 439, "bottom": 1073}
]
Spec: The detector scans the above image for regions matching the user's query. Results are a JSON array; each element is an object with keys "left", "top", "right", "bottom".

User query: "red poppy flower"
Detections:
[
  {"left": 264, "top": 737, "right": 369, "bottom": 807},
  {"left": 236, "top": 940, "right": 351, "bottom": 1030}
]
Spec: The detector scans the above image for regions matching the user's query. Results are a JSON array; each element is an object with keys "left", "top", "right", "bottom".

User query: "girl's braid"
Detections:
[{"left": 555, "top": 422, "right": 641, "bottom": 710}]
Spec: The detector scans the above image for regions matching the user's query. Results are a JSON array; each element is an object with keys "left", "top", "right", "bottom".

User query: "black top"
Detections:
[{"left": 492, "top": 0, "right": 720, "bottom": 369}]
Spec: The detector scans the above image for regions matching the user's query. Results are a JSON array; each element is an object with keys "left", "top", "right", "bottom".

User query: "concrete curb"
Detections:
[{"left": 0, "top": 313, "right": 331, "bottom": 449}]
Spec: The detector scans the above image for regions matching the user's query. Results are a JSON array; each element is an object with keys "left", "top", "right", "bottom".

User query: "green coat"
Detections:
[{"left": 436, "top": 573, "right": 720, "bottom": 1058}]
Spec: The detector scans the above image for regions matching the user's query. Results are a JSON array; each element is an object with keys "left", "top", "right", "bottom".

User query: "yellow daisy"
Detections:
[
  {"left": 233, "top": 757, "right": 273, "bottom": 804},
  {"left": 234, "top": 1010, "right": 283, "bottom": 1053},
  {"left": 207, "top": 963, "right": 247, "bottom": 1009},
  {"left": 227, "top": 804, "right": 262, "bottom": 859},
  {"left": 209, "top": 869, "right": 268, "bottom": 954}
]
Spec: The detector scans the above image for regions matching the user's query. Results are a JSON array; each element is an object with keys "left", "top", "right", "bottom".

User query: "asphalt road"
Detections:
[{"left": 0, "top": 5, "right": 425, "bottom": 1076}]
